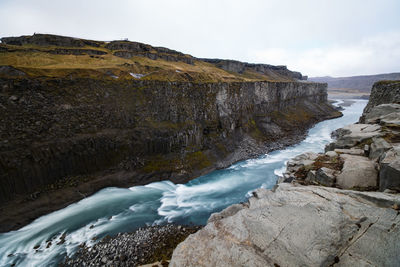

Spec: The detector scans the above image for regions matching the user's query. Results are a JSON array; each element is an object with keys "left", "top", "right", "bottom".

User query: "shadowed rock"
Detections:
[
  {"left": 310, "top": 167, "right": 336, "bottom": 187},
  {"left": 369, "top": 137, "right": 392, "bottom": 160},
  {"left": 379, "top": 146, "right": 400, "bottom": 192}
]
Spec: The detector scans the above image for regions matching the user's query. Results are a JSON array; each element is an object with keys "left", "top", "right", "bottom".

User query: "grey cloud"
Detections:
[{"left": 0, "top": 0, "right": 399, "bottom": 76}]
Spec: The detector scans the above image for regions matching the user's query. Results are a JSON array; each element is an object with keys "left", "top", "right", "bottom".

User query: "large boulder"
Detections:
[
  {"left": 369, "top": 137, "right": 392, "bottom": 160},
  {"left": 364, "top": 103, "right": 400, "bottom": 124},
  {"left": 379, "top": 146, "right": 400, "bottom": 192},
  {"left": 170, "top": 183, "right": 400, "bottom": 267},
  {"left": 329, "top": 124, "right": 382, "bottom": 149},
  {"left": 306, "top": 167, "right": 336, "bottom": 187},
  {"left": 336, "top": 154, "right": 378, "bottom": 190},
  {"left": 285, "top": 152, "right": 318, "bottom": 173},
  {"left": 379, "top": 112, "right": 400, "bottom": 126},
  {"left": 334, "top": 148, "right": 364, "bottom": 156}
]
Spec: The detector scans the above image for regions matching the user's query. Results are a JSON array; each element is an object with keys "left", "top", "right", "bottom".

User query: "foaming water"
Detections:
[{"left": 0, "top": 100, "right": 367, "bottom": 267}]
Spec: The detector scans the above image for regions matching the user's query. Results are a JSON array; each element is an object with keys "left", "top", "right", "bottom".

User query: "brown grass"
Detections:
[{"left": 0, "top": 43, "right": 288, "bottom": 82}]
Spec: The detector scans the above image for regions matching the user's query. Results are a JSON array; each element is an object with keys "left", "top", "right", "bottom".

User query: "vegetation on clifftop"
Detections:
[{"left": 0, "top": 34, "right": 305, "bottom": 82}]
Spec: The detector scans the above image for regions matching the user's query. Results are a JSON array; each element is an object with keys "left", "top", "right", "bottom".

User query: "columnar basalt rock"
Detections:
[
  {"left": 0, "top": 34, "right": 341, "bottom": 232},
  {"left": 0, "top": 79, "right": 335, "bottom": 203},
  {"left": 0, "top": 76, "right": 339, "bottom": 232}
]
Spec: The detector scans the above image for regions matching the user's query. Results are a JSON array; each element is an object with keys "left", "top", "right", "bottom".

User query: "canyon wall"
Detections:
[{"left": 0, "top": 78, "right": 338, "bottom": 203}]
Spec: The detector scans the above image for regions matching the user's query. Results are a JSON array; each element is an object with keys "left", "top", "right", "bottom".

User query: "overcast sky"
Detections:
[{"left": 1, "top": 0, "right": 399, "bottom": 77}]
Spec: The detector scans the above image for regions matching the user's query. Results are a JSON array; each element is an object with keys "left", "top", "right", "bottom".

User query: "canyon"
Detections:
[{"left": 0, "top": 34, "right": 340, "bottom": 232}]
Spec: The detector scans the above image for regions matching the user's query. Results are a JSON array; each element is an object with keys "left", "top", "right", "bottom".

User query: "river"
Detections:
[{"left": 0, "top": 99, "right": 367, "bottom": 267}]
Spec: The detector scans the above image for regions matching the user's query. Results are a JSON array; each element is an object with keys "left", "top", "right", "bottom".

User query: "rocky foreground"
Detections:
[
  {"left": 62, "top": 224, "right": 201, "bottom": 267},
  {"left": 171, "top": 184, "right": 400, "bottom": 266},
  {"left": 170, "top": 80, "right": 400, "bottom": 266}
]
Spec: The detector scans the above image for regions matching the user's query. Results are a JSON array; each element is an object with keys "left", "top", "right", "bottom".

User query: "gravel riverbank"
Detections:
[{"left": 61, "top": 224, "right": 201, "bottom": 267}]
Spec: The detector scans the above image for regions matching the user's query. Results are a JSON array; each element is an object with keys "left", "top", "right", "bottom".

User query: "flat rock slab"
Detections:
[
  {"left": 170, "top": 184, "right": 400, "bottom": 267},
  {"left": 336, "top": 154, "right": 378, "bottom": 190},
  {"left": 364, "top": 104, "right": 400, "bottom": 124},
  {"left": 334, "top": 148, "right": 365, "bottom": 156},
  {"left": 332, "top": 124, "right": 383, "bottom": 149},
  {"left": 380, "top": 112, "right": 400, "bottom": 126}
]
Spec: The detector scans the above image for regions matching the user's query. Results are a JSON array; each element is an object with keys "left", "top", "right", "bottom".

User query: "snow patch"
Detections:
[{"left": 130, "top": 73, "right": 146, "bottom": 79}]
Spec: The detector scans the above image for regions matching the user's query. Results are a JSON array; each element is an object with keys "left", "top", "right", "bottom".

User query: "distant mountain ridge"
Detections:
[{"left": 309, "top": 73, "right": 400, "bottom": 92}]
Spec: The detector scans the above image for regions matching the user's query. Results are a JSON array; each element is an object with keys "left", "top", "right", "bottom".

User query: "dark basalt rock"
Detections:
[
  {"left": 1, "top": 33, "right": 103, "bottom": 47},
  {"left": 200, "top": 58, "right": 304, "bottom": 80},
  {"left": 49, "top": 48, "right": 108, "bottom": 56},
  {"left": 0, "top": 66, "right": 26, "bottom": 77},
  {"left": 107, "top": 40, "right": 194, "bottom": 64},
  {"left": 0, "top": 77, "right": 340, "bottom": 232},
  {"left": 359, "top": 80, "right": 400, "bottom": 122}
]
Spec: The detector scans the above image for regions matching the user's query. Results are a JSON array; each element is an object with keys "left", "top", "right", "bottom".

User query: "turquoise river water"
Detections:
[{"left": 0, "top": 100, "right": 367, "bottom": 267}]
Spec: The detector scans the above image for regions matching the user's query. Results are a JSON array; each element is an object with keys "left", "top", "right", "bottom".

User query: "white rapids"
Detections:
[{"left": 0, "top": 99, "right": 367, "bottom": 267}]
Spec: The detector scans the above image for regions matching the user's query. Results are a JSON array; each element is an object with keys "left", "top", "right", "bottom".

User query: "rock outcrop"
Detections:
[
  {"left": 171, "top": 183, "right": 400, "bottom": 267},
  {"left": 286, "top": 100, "right": 400, "bottom": 192},
  {"left": 1, "top": 33, "right": 103, "bottom": 47},
  {"left": 360, "top": 80, "right": 400, "bottom": 121},
  {"left": 200, "top": 58, "right": 305, "bottom": 80}
]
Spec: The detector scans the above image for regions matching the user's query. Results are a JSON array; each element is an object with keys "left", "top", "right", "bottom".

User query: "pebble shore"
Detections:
[{"left": 61, "top": 224, "right": 201, "bottom": 267}]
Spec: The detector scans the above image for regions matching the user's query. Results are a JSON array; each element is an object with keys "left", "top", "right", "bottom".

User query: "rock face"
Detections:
[
  {"left": 200, "top": 58, "right": 305, "bottom": 80},
  {"left": 1, "top": 33, "right": 103, "bottom": 47},
  {"left": 360, "top": 80, "right": 400, "bottom": 122},
  {"left": 0, "top": 79, "right": 335, "bottom": 203},
  {"left": 170, "top": 183, "right": 400, "bottom": 267},
  {"left": 106, "top": 41, "right": 194, "bottom": 64}
]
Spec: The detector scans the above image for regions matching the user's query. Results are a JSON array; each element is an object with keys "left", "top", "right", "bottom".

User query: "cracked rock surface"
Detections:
[{"left": 170, "top": 183, "right": 400, "bottom": 267}]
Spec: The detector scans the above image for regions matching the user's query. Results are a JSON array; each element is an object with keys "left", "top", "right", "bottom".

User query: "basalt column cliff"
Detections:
[{"left": 0, "top": 34, "right": 340, "bottom": 231}]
